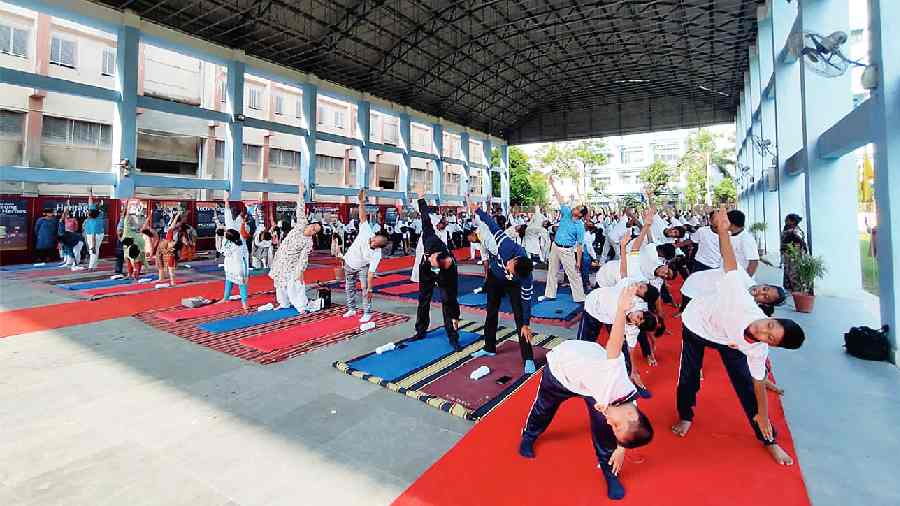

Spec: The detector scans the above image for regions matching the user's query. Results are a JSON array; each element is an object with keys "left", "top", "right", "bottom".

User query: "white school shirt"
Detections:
[
  {"left": 584, "top": 278, "right": 648, "bottom": 347},
  {"left": 692, "top": 226, "right": 723, "bottom": 268},
  {"left": 343, "top": 222, "right": 382, "bottom": 272},
  {"left": 593, "top": 253, "right": 644, "bottom": 288},
  {"left": 548, "top": 340, "right": 637, "bottom": 406},
  {"left": 638, "top": 243, "right": 663, "bottom": 280},
  {"left": 682, "top": 270, "right": 770, "bottom": 381},
  {"left": 681, "top": 267, "right": 755, "bottom": 300},
  {"left": 731, "top": 230, "right": 760, "bottom": 272}
]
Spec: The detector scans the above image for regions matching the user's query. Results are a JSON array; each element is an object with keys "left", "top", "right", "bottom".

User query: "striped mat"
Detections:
[
  {"left": 135, "top": 302, "right": 408, "bottom": 364},
  {"left": 332, "top": 320, "right": 566, "bottom": 421}
]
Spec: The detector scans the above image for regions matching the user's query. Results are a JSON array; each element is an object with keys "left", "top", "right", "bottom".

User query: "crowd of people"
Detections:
[{"left": 28, "top": 181, "right": 809, "bottom": 501}]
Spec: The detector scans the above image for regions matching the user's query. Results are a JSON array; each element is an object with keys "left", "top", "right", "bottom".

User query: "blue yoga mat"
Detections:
[
  {"left": 198, "top": 307, "right": 299, "bottom": 333},
  {"left": 1, "top": 263, "right": 62, "bottom": 272},
  {"left": 58, "top": 274, "right": 158, "bottom": 291},
  {"left": 347, "top": 328, "right": 482, "bottom": 382},
  {"left": 531, "top": 293, "right": 581, "bottom": 320},
  {"left": 188, "top": 264, "right": 223, "bottom": 273}
]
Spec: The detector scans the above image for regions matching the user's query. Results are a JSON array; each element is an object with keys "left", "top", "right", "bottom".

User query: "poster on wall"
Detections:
[
  {"left": 152, "top": 201, "right": 189, "bottom": 233},
  {"left": 310, "top": 205, "right": 339, "bottom": 224},
  {"left": 274, "top": 201, "right": 297, "bottom": 226},
  {"left": 195, "top": 202, "right": 224, "bottom": 238},
  {"left": 0, "top": 198, "right": 29, "bottom": 251}
]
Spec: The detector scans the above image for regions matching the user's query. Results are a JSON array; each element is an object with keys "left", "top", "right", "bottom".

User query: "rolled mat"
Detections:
[
  {"left": 419, "top": 340, "right": 550, "bottom": 412},
  {"left": 198, "top": 307, "right": 299, "bottom": 333},
  {"left": 379, "top": 282, "right": 420, "bottom": 296},
  {"left": 239, "top": 314, "right": 361, "bottom": 352},
  {"left": 155, "top": 294, "right": 276, "bottom": 323},
  {"left": 346, "top": 328, "right": 481, "bottom": 383}
]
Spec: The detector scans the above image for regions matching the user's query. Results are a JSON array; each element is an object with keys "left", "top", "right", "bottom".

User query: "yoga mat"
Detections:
[
  {"left": 198, "top": 307, "right": 299, "bottom": 333},
  {"left": 347, "top": 328, "right": 482, "bottom": 382},
  {"left": 379, "top": 282, "right": 420, "bottom": 296},
  {"left": 457, "top": 292, "right": 487, "bottom": 307},
  {"left": 394, "top": 286, "right": 811, "bottom": 506},
  {"left": 187, "top": 264, "right": 223, "bottom": 273},
  {"left": 59, "top": 275, "right": 156, "bottom": 291},
  {"left": 0, "top": 263, "right": 62, "bottom": 272},
  {"left": 82, "top": 276, "right": 198, "bottom": 297},
  {"left": 531, "top": 293, "right": 581, "bottom": 320},
  {"left": 155, "top": 294, "right": 276, "bottom": 323},
  {"left": 239, "top": 314, "right": 360, "bottom": 352},
  {"left": 419, "top": 340, "right": 550, "bottom": 412}
]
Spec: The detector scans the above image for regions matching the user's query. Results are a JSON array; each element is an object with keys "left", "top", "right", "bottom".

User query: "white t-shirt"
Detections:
[
  {"left": 731, "top": 230, "right": 760, "bottom": 272},
  {"left": 681, "top": 267, "right": 754, "bottom": 300},
  {"left": 343, "top": 223, "right": 382, "bottom": 272},
  {"left": 638, "top": 243, "right": 663, "bottom": 280},
  {"left": 682, "top": 270, "right": 770, "bottom": 380},
  {"left": 548, "top": 340, "right": 637, "bottom": 406},
  {"left": 584, "top": 278, "right": 648, "bottom": 347},
  {"left": 594, "top": 253, "right": 644, "bottom": 288},
  {"left": 693, "top": 226, "right": 723, "bottom": 268}
]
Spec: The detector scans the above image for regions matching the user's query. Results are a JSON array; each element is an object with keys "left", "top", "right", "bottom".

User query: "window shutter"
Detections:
[
  {"left": 61, "top": 39, "right": 76, "bottom": 67},
  {"left": 0, "top": 25, "right": 10, "bottom": 54},
  {"left": 50, "top": 36, "right": 61, "bottom": 62}
]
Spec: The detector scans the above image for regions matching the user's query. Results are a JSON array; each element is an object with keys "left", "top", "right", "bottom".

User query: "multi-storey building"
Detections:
[{"left": 0, "top": 2, "right": 486, "bottom": 204}]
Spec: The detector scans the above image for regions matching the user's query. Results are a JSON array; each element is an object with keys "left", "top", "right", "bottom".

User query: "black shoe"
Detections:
[
  {"left": 518, "top": 438, "right": 535, "bottom": 459},
  {"left": 602, "top": 469, "right": 625, "bottom": 500}
]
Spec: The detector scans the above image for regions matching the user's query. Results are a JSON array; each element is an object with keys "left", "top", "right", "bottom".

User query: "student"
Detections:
[
  {"left": 269, "top": 181, "right": 320, "bottom": 312},
  {"left": 411, "top": 213, "right": 449, "bottom": 282},
  {"left": 679, "top": 267, "right": 787, "bottom": 315},
  {"left": 123, "top": 239, "right": 143, "bottom": 280},
  {"left": 519, "top": 285, "right": 654, "bottom": 501},
  {"left": 33, "top": 208, "right": 59, "bottom": 263},
  {"left": 689, "top": 216, "right": 722, "bottom": 272},
  {"left": 342, "top": 189, "right": 388, "bottom": 322},
  {"left": 59, "top": 229, "right": 86, "bottom": 270},
  {"left": 83, "top": 190, "right": 105, "bottom": 270},
  {"left": 579, "top": 277, "right": 659, "bottom": 397},
  {"left": 672, "top": 207, "right": 805, "bottom": 466},
  {"left": 218, "top": 195, "right": 251, "bottom": 311},
  {"left": 411, "top": 192, "right": 461, "bottom": 350},
  {"left": 540, "top": 177, "right": 587, "bottom": 303},
  {"left": 213, "top": 210, "right": 226, "bottom": 258},
  {"left": 726, "top": 210, "right": 760, "bottom": 276},
  {"left": 467, "top": 195, "right": 537, "bottom": 373},
  {"left": 252, "top": 229, "right": 274, "bottom": 269}
]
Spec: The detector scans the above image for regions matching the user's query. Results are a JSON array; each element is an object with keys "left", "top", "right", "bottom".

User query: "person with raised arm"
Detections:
[
  {"left": 519, "top": 285, "right": 654, "bottom": 501},
  {"left": 83, "top": 189, "right": 106, "bottom": 270},
  {"left": 409, "top": 191, "right": 462, "bottom": 350},
  {"left": 467, "top": 194, "right": 537, "bottom": 374},
  {"left": 672, "top": 206, "right": 805, "bottom": 466},
  {"left": 218, "top": 192, "right": 251, "bottom": 311},
  {"left": 342, "top": 188, "right": 388, "bottom": 323},
  {"left": 539, "top": 176, "right": 587, "bottom": 303},
  {"left": 269, "top": 180, "right": 322, "bottom": 312}
]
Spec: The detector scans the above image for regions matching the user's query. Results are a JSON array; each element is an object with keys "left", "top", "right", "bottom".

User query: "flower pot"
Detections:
[{"left": 792, "top": 292, "right": 815, "bottom": 313}]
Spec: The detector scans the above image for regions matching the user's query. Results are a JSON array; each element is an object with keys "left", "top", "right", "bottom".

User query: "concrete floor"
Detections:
[{"left": 1, "top": 263, "right": 897, "bottom": 505}]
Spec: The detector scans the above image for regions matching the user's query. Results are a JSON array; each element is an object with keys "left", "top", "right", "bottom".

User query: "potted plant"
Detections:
[
  {"left": 785, "top": 244, "right": 827, "bottom": 313},
  {"left": 749, "top": 222, "right": 768, "bottom": 255}
]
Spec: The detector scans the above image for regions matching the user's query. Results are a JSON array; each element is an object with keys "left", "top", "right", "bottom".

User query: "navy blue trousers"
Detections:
[
  {"left": 576, "top": 312, "right": 652, "bottom": 374},
  {"left": 522, "top": 367, "right": 617, "bottom": 471}
]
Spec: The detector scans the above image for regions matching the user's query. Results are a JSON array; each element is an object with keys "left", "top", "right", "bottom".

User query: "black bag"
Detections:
[{"left": 843, "top": 325, "right": 891, "bottom": 361}]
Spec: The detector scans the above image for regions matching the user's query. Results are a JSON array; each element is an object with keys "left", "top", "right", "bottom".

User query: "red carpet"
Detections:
[
  {"left": 394, "top": 297, "right": 810, "bottom": 506},
  {"left": 239, "top": 314, "right": 361, "bottom": 352},
  {"left": 380, "top": 283, "right": 419, "bottom": 296},
  {"left": 155, "top": 294, "right": 276, "bottom": 323}
]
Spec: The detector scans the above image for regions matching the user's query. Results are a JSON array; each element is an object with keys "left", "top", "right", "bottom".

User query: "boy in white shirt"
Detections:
[
  {"left": 519, "top": 286, "right": 654, "bottom": 501},
  {"left": 672, "top": 207, "right": 805, "bottom": 466},
  {"left": 342, "top": 189, "right": 388, "bottom": 322},
  {"left": 726, "top": 209, "right": 761, "bottom": 276}
]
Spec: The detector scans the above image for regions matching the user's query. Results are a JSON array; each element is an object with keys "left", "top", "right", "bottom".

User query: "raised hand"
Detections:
[{"left": 617, "top": 285, "right": 637, "bottom": 312}]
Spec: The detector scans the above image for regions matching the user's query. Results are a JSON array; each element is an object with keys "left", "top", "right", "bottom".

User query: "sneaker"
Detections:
[
  {"left": 476, "top": 260, "right": 484, "bottom": 265},
  {"left": 359, "top": 313, "right": 372, "bottom": 323},
  {"left": 537, "top": 295, "right": 555, "bottom": 302},
  {"left": 343, "top": 309, "right": 357, "bottom": 318},
  {"left": 472, "top": 287, "right": 483, "bottom": 294},
  {"left": 470, "top": 349, "right": 496, "bottom": 359},
  {"left": 524, "top": 360, "right": 536, "bottom": 374},
  {"left": 71, "top": 265, "right": 85, "bottom": 271}
]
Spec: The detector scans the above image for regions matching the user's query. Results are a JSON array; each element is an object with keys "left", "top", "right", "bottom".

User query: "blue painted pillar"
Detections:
[
  {"left": 460, "top": 131, "right": 470, "bottom": 197},
  {"left": 500, "top": 144, "right": 510, "bottom": 211},
  {"left": 757, "top": 4, "right": 780, "bottom": 256},
  {"left": 225, "top": 59, "right": 245, "bottom": 197},
  {"left": 111, "top": 23, "right": 138, "bottom": 199},
  {"left": 399, "top": 112, "right": 411, "bottom": 196},
  {"left": 431, "top": 124, "right": 443, "bottom": 201},
  {"left": 798, "top": 0, "right": 861, "bottom": 295},
  {"left": 354, "top": 100, "right": 370, "bottom": 189},
  {"left": 772, "top": 0, "right": 805, "bottom": 237},
  {"left": 869, "top": 0, "right": 900, "bottom": 352},
  {"left": 750, "top": 47, "right": 765, "bottom": 228},
  {"left": 482, "top": 139, "right": 493, "bottom": 199},
  {"left": 300, "top": 83, "right": 317, "bottom": 194}
]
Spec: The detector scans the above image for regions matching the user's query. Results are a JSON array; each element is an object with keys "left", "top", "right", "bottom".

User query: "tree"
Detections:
[
  {"left": 677, "top": 128, "right": 736, "bottom": 205},
  {"left": 491, "top": 146, "right": 549, "bottom": 206},
  {"left": 527, "top": 170, "right": 550, "bottom": 207},
  {"left": 639, "top": 160, "right": 673, "bottom": 195},
  {"left": 712, "top": 177, "right": 737, "bottom": 204},
  {"left": 684, "top": 164, "right": 707, "bottom": 207},
  {"left": 536, "top": 139, "right": 608, "bottom": 201}
]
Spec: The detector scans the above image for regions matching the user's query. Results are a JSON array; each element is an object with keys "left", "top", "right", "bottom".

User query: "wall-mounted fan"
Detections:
[{"left": 787, "top": 31, "right": 866, "bottom": 78}]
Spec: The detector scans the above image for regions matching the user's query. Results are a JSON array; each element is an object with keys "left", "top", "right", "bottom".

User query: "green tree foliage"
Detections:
[
  {"left": 677, "top": 128, "right": 736, "bottom": 206},
  {"left": 639, "top": 160, "right": 673, "bottom": 195},
  {"left": 684, "top": 165, "right": 707, "bottom": 206},
  {"left": 712, "top": 178, "right": 737, "bottom": 204},
  {"left": 490, "top": 146, "right": 549, "bottom": 205},
  {"left": 537, "top": 140, "right": 608, "bottom": 200}
]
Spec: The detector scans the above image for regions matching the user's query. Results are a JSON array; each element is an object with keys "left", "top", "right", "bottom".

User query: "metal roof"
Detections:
[{"left": 97, "top": 0, "right": 759, "bottom": 143}]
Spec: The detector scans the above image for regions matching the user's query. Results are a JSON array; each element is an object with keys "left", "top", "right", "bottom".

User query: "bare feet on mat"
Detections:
[
  {"left": 767, "top": 444, "right": 794, "bottom": 466},
  {"left": 765, "top": 379, "right": 785, "bottom": 395},
  {"left": 647, "top": 355, "right": 658, "bottom": 366},
  {"left": 671, "top": 420, "right": 692, "bottom": 437}
]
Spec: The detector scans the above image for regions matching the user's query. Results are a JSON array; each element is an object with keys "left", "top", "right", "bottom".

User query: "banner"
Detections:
[
  {"left": 196, "top": 202, "right": 224, "bottom": 238},
  {"left": 0, "top": 198, "right": 29, "bottom": 251}
]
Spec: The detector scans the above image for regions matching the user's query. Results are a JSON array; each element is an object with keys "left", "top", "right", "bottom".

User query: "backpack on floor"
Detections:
[{"left": 843, "top": 325, "right": 891, "bottom": 362}]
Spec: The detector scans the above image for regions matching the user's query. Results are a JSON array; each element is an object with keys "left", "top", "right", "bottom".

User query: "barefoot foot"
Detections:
[
  {"left": 671, "top": 420, "right": 692, "bottom": 437},
  {"left": 767, "top": 444, "right": 794, "bottom": 465}
]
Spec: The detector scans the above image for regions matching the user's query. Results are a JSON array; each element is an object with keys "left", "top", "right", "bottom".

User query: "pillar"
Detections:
[
  {"left": 111, "top": 22, "right": 139, "bottom": 199},
  {"left": 224, "top": 59, "right": 244, "bottom": 197},
  {"left": 354, "top": 100, "right": 370, "bottom": 189},
  {"left": 482, "top": 139, "right": 492, "bottom": 198},
  {"left": 399, "top": 112, "right": 411, "bottom": 197},
  {"left": 798, "top": 0, "right": 861, "bottom": 295},
  {"left": 22, "top": 13, "right": 50, "bottom": 168},
  {"left": 757, "top": 4, "right": 780, "bottom": 255},
  {"left": 432, "top": 123, "right": 443, "bottom": 200},
  {"left": 499, "top": 144, "right": 510, "bottom": 211},
  {"left": 460, "top": 131, "right": 470, "bottom": 196},
  {"left": 300, "top": 82, "right": 316, "bottom": 198}
]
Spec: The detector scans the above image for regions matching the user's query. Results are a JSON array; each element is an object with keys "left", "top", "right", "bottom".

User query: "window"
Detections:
[
  {"left": 334, "top": 110, "right": 345, "bottom": 129},
  {"left": 41, "top": 117, "right": 111, "bottom": 147},
  {"left": 100, "top": 47, "right": 116, "bottom": 76},
  {"left": 384, "top": 121, "right": 399, "bottom": 145},
  {"left": 242, "top": 144, "right": 261, "bottom": 163},
  {"left": 218, "top": 80, "right": 226, "bottom": 103},
  {"left": 295, "top": 96, "right": 303, "bottom": 118},
  {"left": 271, "top": 148, "right": 300, "bottom": 168},
  {"left": 247, "top": 87, "right": 263, "bottom": 110},
  {"left": 0, "top": 110, "right": 24, "bottom": 137},
  {"left": 274, "top": 94, "right": 284, "bottom": 115},
  {"left": 317, "top": 106, "right": 326, "bottom": 125},
  {"left": 49, "top": 36, "right": 77, "bottom": 68},
  {"left": 0, "top": 24, "right": 29, "bottom": 58},
  {"left": 621, "top": 149, "right": 645, "bottom": 166},
  {"left": 214, "top": 140, "right": 225, "bottom": 159},
  {"left": 316, "top": 154, "right": 342, "bottom": 174}
]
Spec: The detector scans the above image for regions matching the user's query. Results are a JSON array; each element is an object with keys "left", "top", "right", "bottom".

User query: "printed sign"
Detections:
[
  {"left": 196, "top": 202, "right": 224, "bottom": 238},
  {"left": 0, "top": 198, "right": 29, "bottom": 251}
]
